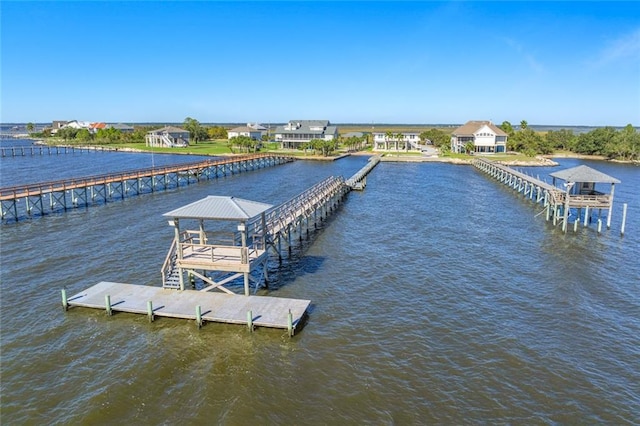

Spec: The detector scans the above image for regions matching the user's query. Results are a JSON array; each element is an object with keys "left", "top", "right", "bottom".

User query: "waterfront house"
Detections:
[
  {"left": 274, "top": 120, "right": 338, "bottom": 149},
  {"left": 228, "top": 126, "right": 263, "bottom": 141},
  {"left": 373, "top": 131, "right": 423, "bottom": 152},
  {"left": 145, "top": 126, "right": 190, "bottom": 147},
  {"left": 450, "top": 121, "right": 507, "bottom": 154}
]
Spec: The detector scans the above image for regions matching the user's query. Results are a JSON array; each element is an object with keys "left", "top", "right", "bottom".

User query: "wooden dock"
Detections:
[{"left": 66, "top": 281, "right": 310, "bottom": 334}]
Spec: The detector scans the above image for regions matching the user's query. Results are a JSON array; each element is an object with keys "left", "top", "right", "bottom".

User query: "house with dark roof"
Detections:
[
  {"left": 274, "top": 120, "right": 338, "bottom": 149},
  {"left": 450, "top": 121, "right": 508, "bottom": 154},
  {"left": 145, "top": 126, "right": 190, "bottom": 147}
]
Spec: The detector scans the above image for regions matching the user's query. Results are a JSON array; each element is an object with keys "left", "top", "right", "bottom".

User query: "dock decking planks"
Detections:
[{"left": 67, "top": 282, "right": 310, "bottom": 331}]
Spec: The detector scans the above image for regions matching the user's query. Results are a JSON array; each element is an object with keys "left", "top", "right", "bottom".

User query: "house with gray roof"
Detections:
[
  {"left": 274, "top": 120, "right": 338, "bottom": 149},
  {"left": 451, "top": 120, "right": 508, "bottom": 154},
  {"left": 145, "top": 126, "right": 190, "bottom": 148}
]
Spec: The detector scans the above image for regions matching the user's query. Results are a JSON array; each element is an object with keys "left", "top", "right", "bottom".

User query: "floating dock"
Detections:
[{"left": 65, "top": 282, "right": 310, "bottom": 334}]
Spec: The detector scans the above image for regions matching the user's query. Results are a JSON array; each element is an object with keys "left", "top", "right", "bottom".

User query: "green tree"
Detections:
[
  {"left": 520, "top": 120, "right": 528, "bottom": 130},
  {"left": 500, "top": 121, "right": 514, "bottom": 136},
  {"left": 26, "top": 122, "right": 35, "bottom": 133},
  {"left": 183, "top": 117, "right": 207, "bottom": 144},
  {"left": 574, "top": 127, "right": 616, "bottom": 155},
  {"left": 207, "top": 125, "right": 228, "bottom": 140},
  {"left": 464, "top": 141, "right": 475, "bottom": 154},
  {"left": 545, "top": 129, "right": 576, "bottom": 151},
  {"left": 604, "top": 124, "right": 639, "bottom": 161},
  {"left": 76, "top": 128, "right": 92, "bottom": 142},
  {"left": 419, "top": 129, "right": 449, "bottom": 148}
]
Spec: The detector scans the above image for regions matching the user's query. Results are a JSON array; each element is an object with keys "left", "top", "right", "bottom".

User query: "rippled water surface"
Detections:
[{"left": 1, "top": 145, "right": 639, "bottom": 424}]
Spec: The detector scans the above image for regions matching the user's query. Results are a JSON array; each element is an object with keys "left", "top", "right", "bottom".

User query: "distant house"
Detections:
[
  {"left": 89, "top": 122, "right": 107, "bottom": 133},
  {"left": 145, "top": 126, "right": 190, "bottom": 147},
  {"left": 450, "top": 120, "right": 507, "bottom": 154},
  {"left": 227, "top": 126, "right": 263, "bottom": 141},
  {"left": 107, "top": 123, "right": 135, "bottom": 133},
  {"left": 51, "top": 121, "right": 69, "bottom": 133},
  {"left": 373, "top": 131, "right": 423, "bottom": 152},
  {"left": 274, "top": 120, "right": 338, "bottom": 149}
]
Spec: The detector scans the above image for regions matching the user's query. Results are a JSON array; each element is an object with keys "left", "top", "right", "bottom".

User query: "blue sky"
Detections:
[{"left": 1, "top": 1, "right": 639, "bottom": 126}]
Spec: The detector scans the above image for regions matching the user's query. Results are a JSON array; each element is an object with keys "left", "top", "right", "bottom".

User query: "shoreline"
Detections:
[{"left": 16, "top": 140, "right": 639, "bottom": 165}]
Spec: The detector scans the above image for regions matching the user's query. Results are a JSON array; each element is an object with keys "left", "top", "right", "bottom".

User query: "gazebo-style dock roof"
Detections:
[
  {"left": 550, "top": 164, "right": 621, "bottom": 231},
  {"left": 163, "top": 196, "right": 273, "bottom": 222},
  {"left": 162, "top": 195, "right": 274, "bottom": 295},
  {"left": 550, "top": 165, "right": 621, "bottom": 185}
]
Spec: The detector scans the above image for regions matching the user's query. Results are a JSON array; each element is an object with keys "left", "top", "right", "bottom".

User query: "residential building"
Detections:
[
  {"left": 274, "top": 120, "right": 338, "bottom": 149},
  {"left": 450, "top": 120, "right": 508, "bottom": 154},
  {"left": 228, "top": 126, "right": 263, "bottom": 141},
  {"left": 372, "top": 131, "right": 423, "bottom": 151},
  {"left": 145, "top": 126, "right": 190, "bottom": 147}
]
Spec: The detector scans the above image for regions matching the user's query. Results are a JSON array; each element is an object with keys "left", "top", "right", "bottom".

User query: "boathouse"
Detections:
[
  {"left": 549, "top": 165, "right": 620, "bottom": 228},
  {"left": 162, "top": 196, "right": 273, "bottom": 296}
]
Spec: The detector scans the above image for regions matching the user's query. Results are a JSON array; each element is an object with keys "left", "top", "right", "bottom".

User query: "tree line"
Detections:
[{"left": 500, "top": 121, "right": 639, "bottom": 161}]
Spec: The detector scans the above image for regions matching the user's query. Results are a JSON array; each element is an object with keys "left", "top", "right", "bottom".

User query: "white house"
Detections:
[
  {"left": 274, "top": 120, "right": 338, "bottom": 149},
  {"left": 450, "top": 121, "right": 508, "bottom": 154},
  {"left": 227, "top": 126, "right": 263, "bottom": 141},
  {"left": 145, "top": 126, "right": 190, "bottom": 147},
  {"left": 372, "top": 131, "right": 423, "bottom": 152}
]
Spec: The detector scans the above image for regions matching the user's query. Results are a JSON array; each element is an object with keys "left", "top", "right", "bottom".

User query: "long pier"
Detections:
[
  {"left": 0, "top": 153, "right": 294, "bottom": 223},
  {"left": 65, "top": 155, "right": 383, "bottom": 334},
  {"left": 473, "top": 158, "right": 620, "bottom": 233}
]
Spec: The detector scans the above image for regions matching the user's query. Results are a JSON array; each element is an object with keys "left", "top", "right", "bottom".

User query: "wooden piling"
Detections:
[
  {"left": 105, "top": 295, "right": 112, "bottom": 316},
  {"left": 147, "top": 301, "right": 154, "bottom": 322},
  {"left": 621, "top": 203, "right": 627, "bottom": 236}
]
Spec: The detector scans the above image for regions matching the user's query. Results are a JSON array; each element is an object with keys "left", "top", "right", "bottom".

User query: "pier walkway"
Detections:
[
  {"left": 0, "top": 153, "right": 294, "bottom": 223},
  {"left": 473, "top": 158, "right": 621, "bottom": 233},
  {"left": 65, "top": 155, "right": 382, "bottom": 334}
]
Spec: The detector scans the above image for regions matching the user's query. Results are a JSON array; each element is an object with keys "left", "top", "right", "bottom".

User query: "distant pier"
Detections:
[
  {"left": 0, "top": 153, "right": 294, "bottom": 223},
  {"left": 473, "top": 158, "right": 624, "bottom": 234}
]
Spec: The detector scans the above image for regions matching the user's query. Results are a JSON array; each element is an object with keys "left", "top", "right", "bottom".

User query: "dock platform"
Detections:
[{"left": 66, "top": 281, "right": 310, "bottom": 334}]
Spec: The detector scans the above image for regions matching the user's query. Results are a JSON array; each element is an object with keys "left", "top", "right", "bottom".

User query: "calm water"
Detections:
[{"left": 1, "top": 144, "right": 639, "bottom": 424}]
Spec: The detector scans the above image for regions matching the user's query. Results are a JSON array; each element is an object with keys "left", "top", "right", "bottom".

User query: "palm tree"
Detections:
[
  {"left": 385, "top": 131, "right": 394, "bottom": 151},
  {"left": 395, "top": 133, "right": 405, "bottom": 151},
  {"left": 520, "top": 120, "right": 528, "bottom": 130}
]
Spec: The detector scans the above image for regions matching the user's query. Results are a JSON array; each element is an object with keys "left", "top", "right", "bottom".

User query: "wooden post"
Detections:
[
  {"left": 597, "top": 219, "right": 602, "bottom": 234},
  {"left": 147, "top": 301, "right": 154, "bottom": 322},
  {"left": 607, "top": 183, "right": 615, "bottom": 229},
  {"left": 573, "top": 218, "right": 578, "bottom": 233},
  {"left": 287, "top": 310, "right": 293, "bottom": 337},
  {"left": 247, "top": 310, "right": 253, "bottom": 331},
  {"left": 105, "top": 295, "right": 112, "bottom": 316},
  {"left": 244, "top": 273, "right": 250, "bottom": 296},
  {"left": 621, "top": 203, "right": 627, "bottom": 236},
  {"left": 195, "top": 305, "right": 202, "bottom": 328},
  {"left": 61, "top": 289, "right": 68, "bottom": 311}
]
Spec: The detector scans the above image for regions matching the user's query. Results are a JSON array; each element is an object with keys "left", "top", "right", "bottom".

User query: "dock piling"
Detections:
[
  {"left": 195, "top": 305, "right": 202, "bottom": 328},
  {"left": 61, "top": 289, "right": 68, "bottom": 311},
  {"left": 621, "top": 203, "right": 627, "bottom": 236},
  {"left": 105, "top": 295, "right": 112, "bottom": 316},
  {"left": 287, "top": 309, "right": 293, "bottom": 337},
  {"left": 247, "top": 310, "right": 254, "bottom": 331},
  {"left": 147, "top": 301, "right": 154, "bottom": 322}
]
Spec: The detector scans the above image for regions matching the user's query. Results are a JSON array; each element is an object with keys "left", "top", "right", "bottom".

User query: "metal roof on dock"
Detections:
[
  {"left": 550, "top": 165, "right": 620, "bottom": 184},
  {"left": 163, "top": 196, "right": 273, "bottom": 221}
]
